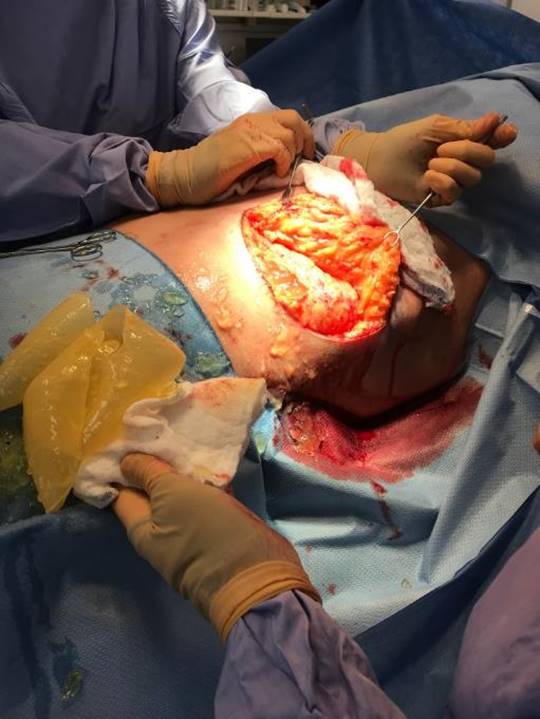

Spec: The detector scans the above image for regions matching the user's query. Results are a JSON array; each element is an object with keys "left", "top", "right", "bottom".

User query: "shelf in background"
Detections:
[
  {"left": 253, "top": 10, "right": 309, "bottom": 18},
  {"left": 210, "top": 9, "right": 253, "bottom": 17},
  {"left": 210, "top": 9, "right": 310, "bottom": 20}
]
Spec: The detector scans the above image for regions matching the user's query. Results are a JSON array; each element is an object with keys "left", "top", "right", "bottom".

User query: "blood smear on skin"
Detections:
[{"left": 275, "top": 376, "right": 483, "bottom": 486}]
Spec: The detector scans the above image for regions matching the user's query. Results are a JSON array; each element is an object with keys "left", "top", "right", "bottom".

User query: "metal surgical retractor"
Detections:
[{"left": 383, "top": 192, "right": 434, "bottom": 248}]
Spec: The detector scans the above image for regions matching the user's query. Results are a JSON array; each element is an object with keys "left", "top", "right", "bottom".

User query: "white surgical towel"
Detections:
[
  {"left": 74, "top": 377, "right": 267, "bottom": 508},
  {"left": 218, "top": 155, "right": 455, "bottom": 308}
]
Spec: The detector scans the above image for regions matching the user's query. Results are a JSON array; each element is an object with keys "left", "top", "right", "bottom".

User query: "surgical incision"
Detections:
[{"left": 242, "top": 194, "right": 401, "bottom": 340}]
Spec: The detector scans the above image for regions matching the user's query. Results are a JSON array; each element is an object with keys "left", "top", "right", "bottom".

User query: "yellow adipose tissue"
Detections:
[{"left": 0, "top": 294, "right": 185, "bottom": 512}]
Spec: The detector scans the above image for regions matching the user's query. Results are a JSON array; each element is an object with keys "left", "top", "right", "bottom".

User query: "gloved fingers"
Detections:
[
  {"left": 125, "top": 512, "right": 155, "bottom": 560},
  {"left": 119, "top": 453, "right": 195, "bottom": 531},
  {"left": 120, "top": 452, "right": 176, "bottom": 494},
  {"left": 428, "top": 157, "right": 482, "bottom": 188},
  {"left": 255, "top": 136, "right": 297, "bottom": 178},
  {"left": 465, "top": 112, "right": 517, "bottom": 149},
  {"left": 264, "top": 122, "right": 297, "bottom": 170},
  {"left": 436, "top": 140, "right": 495, "bottom": 169},
  {"left": 419, "top": 114, "right": 482, "bottom": 144},
  {"left": 423, "top": 169, "right": 461, "bottom": 205},
  {"left": 421, "top": 111, "right": 503, "bottom": 145},
  {"left": 487, "top": 122, "right": 518, "bottom": 149},
  {"left": 272, "top": 109, "right": 315, "bottom": 159},
  {"left": 466, "top": 111, "right": 508, "bottom": 142},
  {"left": 113, "top": 486, "right": 151, "bottom": 533}
]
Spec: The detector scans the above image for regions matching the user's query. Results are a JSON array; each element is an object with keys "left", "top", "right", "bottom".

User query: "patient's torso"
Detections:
[{"left": 114, "top": 189, "right": 490, "bottom": 418}]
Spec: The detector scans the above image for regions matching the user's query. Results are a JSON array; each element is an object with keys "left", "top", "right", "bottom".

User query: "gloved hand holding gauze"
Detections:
[
  {"left": 0, "top": 295, "right": 266, "bottom": 512},
  {"left": 116, "top": 454, "right": 320, "bottom": 642},
  {"left": 77, "top": 376, "right": 267, "bottom": 508}
]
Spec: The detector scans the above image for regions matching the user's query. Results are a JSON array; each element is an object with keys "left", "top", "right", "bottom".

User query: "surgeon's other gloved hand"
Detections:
[
  {"left": 145, "top": 110, "right": 314, "bottom": 207},
  {"left": 114, "top": 453, "right": 320, "bottom": 641},
  {"left": 332, "top": 112, "right": 518, "bottom": 206}
]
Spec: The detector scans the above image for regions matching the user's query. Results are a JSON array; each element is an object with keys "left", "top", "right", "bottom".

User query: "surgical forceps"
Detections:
[
  {"left": 281, "top": 102, "right": 315, "bottom": 202},
  {"left": 384, "top": 114, "right": 509, "bottom": 247},
  {"left": 0, "top": 230, "right": 117, "bottom": 262}
]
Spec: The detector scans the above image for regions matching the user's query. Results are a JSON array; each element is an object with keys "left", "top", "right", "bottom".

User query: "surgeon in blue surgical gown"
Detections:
[{"left": 0, "top": 0, "right": 516, "bottom": 245}]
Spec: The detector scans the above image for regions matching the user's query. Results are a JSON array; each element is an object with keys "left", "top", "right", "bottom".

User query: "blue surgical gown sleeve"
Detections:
[
  {"left": 0, "top": 121, "right": 158, "bottom": 243},
  {"left": 216, "top": 590, "right": 406, "bottom": 718},
  {"left": 164, "top": 0, "right": 275, "bottom": 146},
  {"left": 447, "top": 527, "right": 540, "bottom": 718},
  {"left": 0, "top": 0, "right": 274, "bottom": 243}
]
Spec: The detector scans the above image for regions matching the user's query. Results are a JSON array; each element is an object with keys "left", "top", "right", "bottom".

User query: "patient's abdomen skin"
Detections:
[{"left": 114, "top": 189, "right": 490, "bottom": 419}]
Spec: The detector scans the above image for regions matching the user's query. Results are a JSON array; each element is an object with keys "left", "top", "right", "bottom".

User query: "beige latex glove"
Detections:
[
  {"left": 114, "top": 453, "right": 320, "bottom": 641},
  {"left": 145, "top": 110, "right": 315, "bottom": 207},
  {"left": 332, "top": 112, "right": 518, "bottom": 206}
]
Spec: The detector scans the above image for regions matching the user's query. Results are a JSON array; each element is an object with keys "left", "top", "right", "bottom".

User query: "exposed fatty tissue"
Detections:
[
  {"left": 242, "top": 193, "right": 401, "bottom": 340},
  {"left": 324, "top": 155, "right": 455, "bottom": 310},
  {"left": 238, "top": 156, "right": 454, "bottom": 341}
]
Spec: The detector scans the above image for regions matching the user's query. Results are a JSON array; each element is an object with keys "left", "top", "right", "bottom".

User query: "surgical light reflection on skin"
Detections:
[{"left": 220, "top": 212, "right": 271, "bottom": 303}]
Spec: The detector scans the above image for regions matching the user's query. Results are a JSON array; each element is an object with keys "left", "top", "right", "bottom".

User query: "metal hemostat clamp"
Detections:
[{"left": 0, "top": 229, "right": 117, "bottom": 262}]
